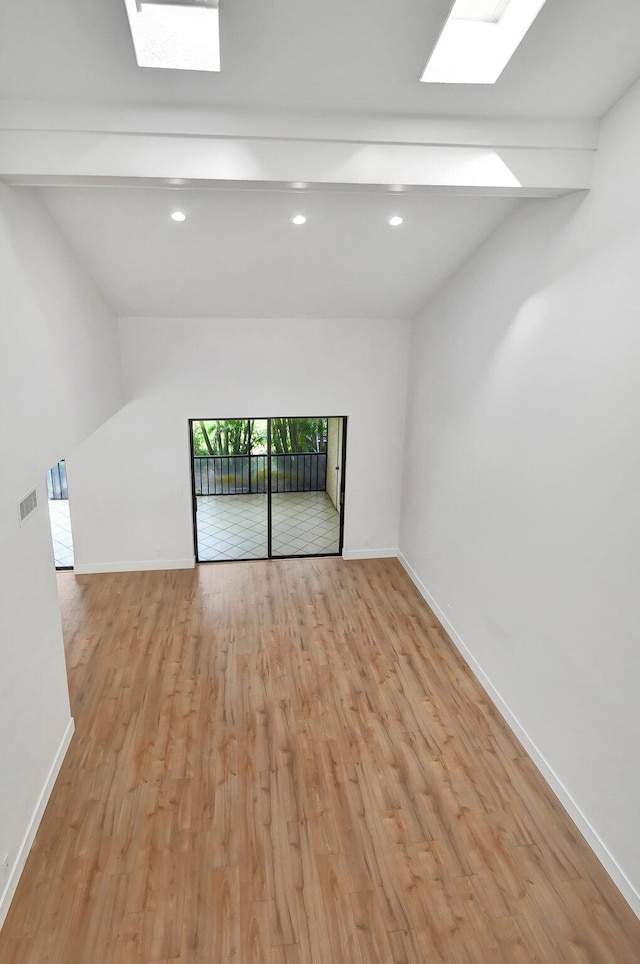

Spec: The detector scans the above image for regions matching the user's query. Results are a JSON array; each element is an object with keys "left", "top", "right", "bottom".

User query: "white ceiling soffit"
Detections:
[
  {"left": 421, "top": 0, "right": 549, "bottom": 85},
  {"left": 37, "top": 186, "right": 519, "bottom": 320},
  {"left": 1, "top": 0, "right": 640, "bottom": 119},
  {"left": 0, "top": 128, "right": 593, "bottom": 197}
]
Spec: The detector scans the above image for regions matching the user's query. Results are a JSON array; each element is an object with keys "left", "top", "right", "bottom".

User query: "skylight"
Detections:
[
  {"left": 450, "top": 0, "right": 511, "bottom": 23},
  {"left": 420, "top": 0, "right": 548, "bottom": 85},
  {"left": 123, "top": 0, "right": 220, "bottom": 72}
]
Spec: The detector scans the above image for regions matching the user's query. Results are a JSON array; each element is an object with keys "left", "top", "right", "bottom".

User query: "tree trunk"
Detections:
[
  {"left": 199, "top": 421, "right": 215, "bottom": 456},
  {"left": 288, "top": 419, "right": 299, "bottom": 452}
]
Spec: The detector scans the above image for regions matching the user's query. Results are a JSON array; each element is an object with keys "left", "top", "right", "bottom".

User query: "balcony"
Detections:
[{"left": 194, "top": 453, "right": 340, "bottom": 560}]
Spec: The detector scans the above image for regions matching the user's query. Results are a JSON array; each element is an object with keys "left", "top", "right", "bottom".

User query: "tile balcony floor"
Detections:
[
  {"left": 49, "top": 499, "right": 74, "bottom": 569},
  {"left": 196, "top": 491, "right": 340, "bottom": 561}
]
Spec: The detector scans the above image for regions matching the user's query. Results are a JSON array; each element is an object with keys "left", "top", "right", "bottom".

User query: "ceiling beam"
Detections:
[
  {"left": 0, "top": 127, "right": 593, "bottom": 196},
  {"left": 0, "top": 101, "right": 598, "bottom": 150}
]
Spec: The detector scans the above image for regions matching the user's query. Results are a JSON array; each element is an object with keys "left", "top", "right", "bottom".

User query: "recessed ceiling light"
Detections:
[
  {"left": 171, "top": 211, "right": 186, "bottom": 222},
  {"left": 290, "top": 215, "right": 307, "bottom": 225},
  {"left": 123, "top": 0, "right": 220, "bottom": 72},
  {"left": 420, "top": 0, "right": 548, "bottom": 84},
  {"left": 389, "top": 216, "right": 403, "bottom": 227}
]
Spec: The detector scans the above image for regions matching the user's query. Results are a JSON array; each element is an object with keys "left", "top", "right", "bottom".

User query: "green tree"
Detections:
[
  {"left": 193, "top": 419, "right": 253, "bottom": 456},
  {"left": 193, "top": 418, "right": 326, "bottom": 456},
  {"left": 270, "top": 418, "right": 327, "bottom": 454}
]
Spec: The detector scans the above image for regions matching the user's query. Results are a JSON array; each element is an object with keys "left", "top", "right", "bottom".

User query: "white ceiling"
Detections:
[
  {"left": 1, "top": 0, "right": 640, "bottom": 119},
  {"left": 9, "top": 2, "right": 637, "bottom": 321},
  {"left": 38, "top": 186, "right": 518, "bottom": 319}
]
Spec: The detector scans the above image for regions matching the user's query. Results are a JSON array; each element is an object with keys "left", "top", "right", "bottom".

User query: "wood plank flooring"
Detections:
[{"left": 1, "top": 558, "right": 639, "bottom": 962}]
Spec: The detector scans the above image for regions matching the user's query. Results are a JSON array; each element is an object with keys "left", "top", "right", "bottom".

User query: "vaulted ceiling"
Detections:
[
  {"left": 38, "top": 186, "right": 517, "bottom": 319},
  {"left": 2, "top": 0, "right": 640, "bottom": 118},
  {"left": 2, "top": 0, "right": 640, "bottom": 319}
]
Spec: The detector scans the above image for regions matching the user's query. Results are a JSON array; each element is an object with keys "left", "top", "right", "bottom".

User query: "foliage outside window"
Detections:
[{"left": 193, "top": 419, "right": 327, "bottom": 457}]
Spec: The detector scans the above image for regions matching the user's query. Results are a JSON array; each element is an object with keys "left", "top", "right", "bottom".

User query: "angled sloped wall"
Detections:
[{"left": 66, "top": 316, "right": 410, "bottom": 573}]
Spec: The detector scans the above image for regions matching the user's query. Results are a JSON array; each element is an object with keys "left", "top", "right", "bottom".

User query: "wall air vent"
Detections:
[{"left": 18, "top": 489, "right": 38, "bottom": 526}]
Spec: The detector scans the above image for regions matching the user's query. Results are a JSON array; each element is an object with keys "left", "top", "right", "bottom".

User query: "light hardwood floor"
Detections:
[{"left": 1, "top": 559, "right": 639, "bottom": 962}]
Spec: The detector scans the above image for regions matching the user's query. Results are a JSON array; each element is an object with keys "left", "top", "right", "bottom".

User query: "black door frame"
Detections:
[{"left": 189, "top": 416, "right": 348, "bottom": 563}]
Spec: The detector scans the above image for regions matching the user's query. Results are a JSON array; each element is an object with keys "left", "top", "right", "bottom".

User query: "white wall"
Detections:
[
  {"left": 400, "top": 78, "right": 640, "bottom": 913},
  {"left": 0, "top": 184, "right": 122, "bottom": 925},
  {"left": 325, "top": 416, "right": 343, "bottom": 511},
  {"left": 68, "top": 316, "right": 410, "bottom": 571}
]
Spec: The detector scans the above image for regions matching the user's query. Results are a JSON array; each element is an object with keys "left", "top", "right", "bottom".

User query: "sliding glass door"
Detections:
[
  {"left": 270, "top": 417, "right": 341, "bottom": 557},
  {"left": 192, "top": 419, "right": 268, "bottom": 562},
  {"left": 190, "top": 416, "right": 346, "bottom": 562}
]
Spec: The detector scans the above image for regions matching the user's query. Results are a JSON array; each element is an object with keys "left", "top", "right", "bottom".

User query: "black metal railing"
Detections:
[
  {"left": 194, "top": 453, "right": 327, "bottom": 496},
  {"left": 46, "top": 461, "right": 68, "bottom": 500},
  {"left": 194, "top": 455, "right": 266, "bottom": 495},
  {"left": 271, "top": 453, "right": 326, "bottom": 493}
]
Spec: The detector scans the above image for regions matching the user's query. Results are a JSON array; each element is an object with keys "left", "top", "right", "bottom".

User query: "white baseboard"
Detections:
[
  {"left": 74, "top": 557, "right": 195, "bottom": 574},
  {"left": 397, "top": 550, "right": 640, "bottom": 920},
  {"left": 0, "top": 718, "right": 75, "bottom": 931},
  {"left": 342, "top": 547, "right": 398, "bottom": 560}
]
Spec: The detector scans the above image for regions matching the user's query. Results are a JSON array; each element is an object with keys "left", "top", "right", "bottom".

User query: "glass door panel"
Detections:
[
  {"left": 192, "top": 418, "right": 268, "bottom": 561},
  {"left": 270, "top": 417, "right": 342, "bottom": 558}
]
